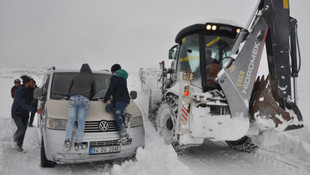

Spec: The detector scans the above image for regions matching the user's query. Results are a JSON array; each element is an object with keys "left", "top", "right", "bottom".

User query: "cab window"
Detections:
[{"left": 178, "top": 34, "right": 201, "bottom": 87}]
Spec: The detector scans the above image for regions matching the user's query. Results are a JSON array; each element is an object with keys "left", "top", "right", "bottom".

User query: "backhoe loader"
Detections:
[{"left": 148, "top": 0, "right": 303, "bottom": 152}]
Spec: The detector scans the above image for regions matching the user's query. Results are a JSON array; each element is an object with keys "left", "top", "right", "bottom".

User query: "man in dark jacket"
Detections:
[
  {"left": 64, "top": 64, "right": 96, "bottom": 151},
  {"left": 102, "top": 64, "right": 131, "bottom": 144},
  {"left": 11, "top": 75, "right": 43, "bottom": 152}
]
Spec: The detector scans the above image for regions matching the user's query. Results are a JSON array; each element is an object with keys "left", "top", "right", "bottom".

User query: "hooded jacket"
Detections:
[
  {"left": 69, "top": 64, "right": 96, "bottom": 100},
  {"left": 11, "top": 86, "right": 36, "bottom": 116},
  {"left": 103, "top": 69, "right": 130, "bottom": 104}
]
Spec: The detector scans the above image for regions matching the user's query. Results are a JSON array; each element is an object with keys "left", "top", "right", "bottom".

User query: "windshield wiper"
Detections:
[
  {"left": 52, "top": 93, "right": 69, "bottom": 99},
  {"left": 92, "top": 97, "right": 104, "bottom": 101}
]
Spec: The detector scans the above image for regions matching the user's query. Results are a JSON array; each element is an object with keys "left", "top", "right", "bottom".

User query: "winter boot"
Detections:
[
  {"left": 64, "top": 139, "right": 71, "bottom": 151},
  {"left": 17, "top": 147, "right": 24, "bottom": 152},
  {"left": 118, "top": 134, "right": 132, "bottom": 145},
  {"left": 123, "top": 113, "right": 133, "bottom": 128},
  {"left": 28, "top": 124, "right": 34, "bottom": 127}
]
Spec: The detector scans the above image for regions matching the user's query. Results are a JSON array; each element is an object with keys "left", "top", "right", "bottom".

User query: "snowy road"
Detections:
[
  {"left": 0, "top": 67, "right": 309, "bottom": 175},
  {"left": 179, "top": 139, "right": 309, "bottom": 175}
]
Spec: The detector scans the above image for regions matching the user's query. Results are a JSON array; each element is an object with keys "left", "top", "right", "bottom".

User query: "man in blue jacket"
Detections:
[
  {"left": 11, "top": 75, "right": 43, "bottom": 152},
  {"left": 102, "top": 64, "right": 131, "bottom": 144}
]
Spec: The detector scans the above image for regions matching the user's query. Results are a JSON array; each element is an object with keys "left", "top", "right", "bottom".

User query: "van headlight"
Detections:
[
  {"left": 130, "top": 115, "right": 143, "bottom": 128},
  {"left": 47, "top": 118, "right": 67, "bottom": 130}
]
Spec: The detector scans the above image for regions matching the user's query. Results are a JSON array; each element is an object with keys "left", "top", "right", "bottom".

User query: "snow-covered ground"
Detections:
[{"left": 0, "top": 66, "right": 309, "bottom": 175}]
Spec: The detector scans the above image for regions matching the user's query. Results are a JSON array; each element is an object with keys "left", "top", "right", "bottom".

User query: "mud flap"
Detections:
[{"left": 250, "top": 75, "right": 303, "bottom": 132}]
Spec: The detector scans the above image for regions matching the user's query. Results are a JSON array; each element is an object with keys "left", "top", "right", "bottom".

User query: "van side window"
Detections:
[{"left": 43, "top": 75, "right": 50, "bottom": 97}]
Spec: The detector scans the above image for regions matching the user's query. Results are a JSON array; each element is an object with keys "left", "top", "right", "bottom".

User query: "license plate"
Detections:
[{"left": 89, "top": 145, "right": 121, "bottom": 155}]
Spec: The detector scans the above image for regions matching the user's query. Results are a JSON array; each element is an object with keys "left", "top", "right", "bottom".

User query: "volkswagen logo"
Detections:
[{"left": 98, "top": 121, "right": 109, "bottom": 132}]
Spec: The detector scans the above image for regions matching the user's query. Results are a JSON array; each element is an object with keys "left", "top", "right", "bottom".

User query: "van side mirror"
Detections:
[
  {"left": 33, "top": 87, "right": 46, "bottom": 101},
  {"left": 130, "top": 91, "right": 137, "bottom": 100}
]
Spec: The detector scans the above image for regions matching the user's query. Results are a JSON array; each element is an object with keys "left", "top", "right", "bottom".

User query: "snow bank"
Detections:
[{"left": 110, "top": 121, "right": 192, "bottom": 175}]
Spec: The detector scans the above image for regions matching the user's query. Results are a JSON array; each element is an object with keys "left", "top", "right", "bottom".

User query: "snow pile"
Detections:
[
  {"left": 0, "top": 66, "right": 46, "bottom": 82},
  {"left": 110, "top": 120, "right": 192, "bottom": 175},
  {"left": 254, "top": 128, "right": 310, "bottom": 159},
  {"left": 191, "top": 107, "right": 249, "bottom": 141},
  {"left": 138, "top": 67, "right": 162, "bottom": 92}
]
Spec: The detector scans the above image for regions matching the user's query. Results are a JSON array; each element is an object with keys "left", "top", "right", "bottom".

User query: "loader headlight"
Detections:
[
  {"left": 130, "top": 115, "right": 143, "bottom": 128},
  {"left": 236, "top": 28, "right": 241, "bottom": 33},
  {"left": 206, "top": 24, "right": 212, "bottom": 30},
  {"left": 206, "top": 24, "right": 217, "bottom": 31},
  {"left": 212, "top": 25, "right": 217, "bottom": 30},
  {"left": 47, "top": 118, "right": 67, "bottom": 130}
]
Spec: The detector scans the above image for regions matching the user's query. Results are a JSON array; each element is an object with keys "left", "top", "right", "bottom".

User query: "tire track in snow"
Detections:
[{"left": 178, "top": 139, "right": 309, "bottom": 175}]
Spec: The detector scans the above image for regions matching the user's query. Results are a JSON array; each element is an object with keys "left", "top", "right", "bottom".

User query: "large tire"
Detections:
[
  {"left": 226, "top": 136, "right": 258, "bottom": 153},
  {"left": 41, "top": 139, "right": 56, "bottom": 168},
  {"left": 156, "top": 103, "right": 174, "bottom": 144}
]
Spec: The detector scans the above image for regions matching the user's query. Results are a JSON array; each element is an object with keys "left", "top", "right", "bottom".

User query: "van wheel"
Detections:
[{"left": 41, "top": 139, "right": 56, "bottom": 168}]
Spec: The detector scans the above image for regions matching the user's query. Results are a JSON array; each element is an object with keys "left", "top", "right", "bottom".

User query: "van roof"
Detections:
[{"left": 46, "top": 69, "right": 110, "bottom": 74}]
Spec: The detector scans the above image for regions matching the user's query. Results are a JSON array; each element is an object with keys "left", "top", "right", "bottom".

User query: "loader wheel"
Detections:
[
  {"left": 156, "top": 103, "right": 174, "bottom": 144},
  {"left": 226, "top": 136, "right": 258, "bottom": 153}
]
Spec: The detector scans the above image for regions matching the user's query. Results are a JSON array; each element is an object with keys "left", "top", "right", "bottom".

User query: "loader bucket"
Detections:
[{"left": 250, "top": 75, "right": 303, "bottom": 132}]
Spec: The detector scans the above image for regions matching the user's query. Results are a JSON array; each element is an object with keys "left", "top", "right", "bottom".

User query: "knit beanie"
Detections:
[
  {"left": 111, "top": 64, "right": 121, "bottom": 73},
  {"left": 20, "top": 75, "right": 31, "bottom": 85}
]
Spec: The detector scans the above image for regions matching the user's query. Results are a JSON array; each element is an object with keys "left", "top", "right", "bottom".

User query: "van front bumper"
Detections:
[{"left": 43, "top": 126, "right": 145, "bottom": 164}]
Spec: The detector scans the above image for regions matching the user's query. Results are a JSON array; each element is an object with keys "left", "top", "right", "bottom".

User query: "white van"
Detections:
[{"left": 34, "top": 68, "right": 145, "bottom": 167}]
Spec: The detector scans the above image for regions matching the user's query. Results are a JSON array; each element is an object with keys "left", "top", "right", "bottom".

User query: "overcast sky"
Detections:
[{"left": 0, "top": 0, "right": 309, "bottom": 73}]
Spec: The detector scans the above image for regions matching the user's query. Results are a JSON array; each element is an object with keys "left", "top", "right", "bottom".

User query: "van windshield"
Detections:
[{"left": 50, "top": 72, "right": 111, "bottom": 100}]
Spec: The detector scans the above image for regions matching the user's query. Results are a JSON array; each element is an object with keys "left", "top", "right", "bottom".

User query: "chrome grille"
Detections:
[
  {"left": 83, "top": 120, "right": 119, "bottom": 133},
  {"left": 90, "top": 140, "right": 120, "bottom": 147}
]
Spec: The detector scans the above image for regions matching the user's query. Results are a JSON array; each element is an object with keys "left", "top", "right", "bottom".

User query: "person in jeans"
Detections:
[
  {"left": 11, "top": 75, "right": 43, "bottom": 152},
  {"left": 64, "top": 64, "right": 96, "bottom": 151},
  {"left": 102, "top": 64, "right": 131, "bottom": 144}
]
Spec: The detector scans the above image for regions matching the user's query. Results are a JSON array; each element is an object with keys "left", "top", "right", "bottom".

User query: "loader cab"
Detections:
[{"left": 171, "top": 22, "right": 242, "bottom": 92}]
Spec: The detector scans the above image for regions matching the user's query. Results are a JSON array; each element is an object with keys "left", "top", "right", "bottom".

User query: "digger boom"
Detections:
[{"left": 218, "top": 0, "right": 303, "bottom": 129}]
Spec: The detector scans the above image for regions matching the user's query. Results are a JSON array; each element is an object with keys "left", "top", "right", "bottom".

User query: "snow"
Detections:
[
  {"left": 191, "top": 108, "right": 249, "bottom": 141},
  {"left": 1, "top": 66, "right": 310, "bottom": 175}
]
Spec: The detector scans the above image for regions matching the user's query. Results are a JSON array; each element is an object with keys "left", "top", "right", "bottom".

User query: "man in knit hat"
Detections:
[
  {"left": 11, "top": 75, "right": 44, "bottom": 152},
  {"left": 11, "top": 79, "right": 21, "bottom": 98}
]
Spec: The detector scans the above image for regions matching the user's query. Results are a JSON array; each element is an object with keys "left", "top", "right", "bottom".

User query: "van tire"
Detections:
[{"left": 41, "top": 139, "right": 56, "bottom": 168}]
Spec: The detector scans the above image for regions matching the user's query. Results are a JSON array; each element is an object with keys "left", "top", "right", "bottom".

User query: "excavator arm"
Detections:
[{"left": 218, "top": 0, "right": 303, "bottom": 132}]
